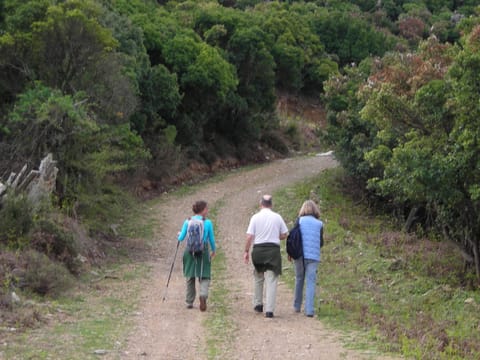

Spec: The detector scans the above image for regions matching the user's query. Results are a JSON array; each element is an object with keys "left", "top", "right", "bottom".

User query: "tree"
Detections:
[
  {"left": 0, "top": 0, "right": 4, "bottom": 30},
  {"left": 313, "top": 10, "right": 397, "bottom": 66},
  {"left": 162, "top": 30, "right": 240, "bottom": 152},
  {"left": 132, "top": 64, "right": 181, "bottom": 136},
  {"left": 323, "top": 59, "right": 377, "bottom": 182},
  {"left": 359, "top": 38, "right": 454, "bottom": 202},
  {"left": 1, "top": 0, "right": 49, "bottom": 32},
  {"left": 4, "top": 83, "right": 149, "bottom": 209},
  {"left": 227, "top": 26, "right": 276, "bottom": 112},
  {"left": 272, "top": 41, "right": 304, "bottom": 92},
  {"left": 397, "top": 17, "right": 427, "bottom": 46},
  {"left": 28, "top": 1, "right": 138, "bottom": 123},
  {"left": 446, "top": 25, "right": 480, "bottom": 278},
  {"left": 0, "top": 0, "right": 51, "bottom": 112},
  {"left": 162, "top": 32, "right": 202, "bottom": 74},
  {"left": 182, "top": 44, "right": 238, "bottom": 102}
]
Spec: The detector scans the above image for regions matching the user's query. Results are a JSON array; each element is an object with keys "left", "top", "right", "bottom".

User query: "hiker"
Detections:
[
  {"left": 290, "top": 200, "right": 324, "bottom": 317},
  {"left": 244, "top": 194, "right": 288, "bottom": 318},
  {"left": 178, "top": 200, "right": 216, "bottom": 311}
]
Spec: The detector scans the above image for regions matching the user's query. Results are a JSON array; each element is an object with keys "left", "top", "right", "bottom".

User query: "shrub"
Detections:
[
  {"left": 0, "top": 249, "right": 46, "bottom": 329},
  {"left": 30, "top": 218, "right": 80, "bottom": 275},
  {"left": 146, "top": 139, "right": 184, "bottom": 181},
  {"left": 260, "top": 129, "right": 290, "bottom": 155},
  {"left": 21, "top": 250, "right": 73, "bottom": 297},
  {"left": 0, "top": 250, "right": 19, "bottom": 308},
  {"left": 0, "top": 194, "right": 34, "bottom": 248}
]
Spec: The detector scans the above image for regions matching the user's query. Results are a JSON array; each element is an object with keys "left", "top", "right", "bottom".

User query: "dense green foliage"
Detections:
[
  {"left": 2, "top": 0, "right": 480, "bottom": 285},
  {"left": 323, "top": 9, "right": 480, "bottom": 281},
  {"left": 2, "top": 2, "right": 480, "bottom": 356}
]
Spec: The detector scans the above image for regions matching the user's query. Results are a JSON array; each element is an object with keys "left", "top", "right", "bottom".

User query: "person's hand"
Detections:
[
  {"left": 288, "top": 255, "right": 292, "bottom": 262},
  {"left": 210, "top": 252, "right": 216, "bottom": 260},
  {"left": 243, "top": 251, "right": 249, "bottom": 264}
]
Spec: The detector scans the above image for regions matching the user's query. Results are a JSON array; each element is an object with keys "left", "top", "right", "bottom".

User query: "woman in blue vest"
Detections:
[
  {"left": 178, "top": 200, "right": 216, "bottom": 311},
  {"left": 292, "top": 200, "right": 323, "bottom": 317}
]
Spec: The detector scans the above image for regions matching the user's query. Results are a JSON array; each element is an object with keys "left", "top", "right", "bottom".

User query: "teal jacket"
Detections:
[
  {"left": 178, "top": 215, "right": 216, "bottom": 252},
  {"left": 178, "top": 215, "right": 216, "bottom": 278}
]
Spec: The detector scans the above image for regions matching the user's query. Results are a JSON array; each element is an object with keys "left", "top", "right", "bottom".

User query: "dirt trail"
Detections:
[{"left": 119, "top": 155, "right": 400, "bottom": 360}]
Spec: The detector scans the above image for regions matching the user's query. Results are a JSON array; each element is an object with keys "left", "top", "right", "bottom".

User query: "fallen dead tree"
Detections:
[{"left": 0, "top": 154, "right": 58, "bottom": 206}]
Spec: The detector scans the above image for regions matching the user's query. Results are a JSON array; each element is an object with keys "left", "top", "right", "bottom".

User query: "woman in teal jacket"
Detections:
[{"left": 178, "top": 200, "right": 216, "bottom": 311}]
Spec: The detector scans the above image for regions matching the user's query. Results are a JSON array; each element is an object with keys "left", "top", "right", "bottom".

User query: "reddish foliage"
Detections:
[
  {"left": 467, "top": 25, "right": 480, "bottom": 50},
  {"left": 367, "top": 37, "right": 453, "bottom": 96},
  {"left": 398, "top": 17, "right": 426, "bottom": 41}
]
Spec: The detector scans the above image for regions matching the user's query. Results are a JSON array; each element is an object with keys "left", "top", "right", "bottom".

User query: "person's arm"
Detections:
[
  {"left": 320, "top": 225, "right": 324, "bottom": 248},
  {"left": 177, "top": 220, "right": 188, "bottom": 241},
  {"left": 205, "top": 220, "right": 216, "bottom": 258},
  {"left": 244, "top": 234, "right": 254, "bottom": 264},
  {"left": 279, "top": 217, "right": 289, "bottom": 240}
]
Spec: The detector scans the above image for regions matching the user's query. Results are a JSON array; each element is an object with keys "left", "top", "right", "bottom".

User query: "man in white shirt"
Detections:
[{"left": 244, "top": 194, "right": 288, "bottom": 318}]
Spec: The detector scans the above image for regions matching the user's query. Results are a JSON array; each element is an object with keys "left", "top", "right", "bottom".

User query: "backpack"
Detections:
[
  {"left": 186, "top": 217, "right": 204, "bottom": 257},
  {"left": 286, "top": 218, "right": 303, "bottom": 260}
]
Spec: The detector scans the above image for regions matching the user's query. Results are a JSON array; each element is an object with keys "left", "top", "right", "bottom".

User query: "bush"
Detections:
[
  {"left": 0, "top": 194, "right": 34, "bottom": 248},
  {"left": 0, "top": 250, "right": 19, "bottom": 307},
  {"left": 146, "top": 139, "right": 184, "bottom": 181},
  {"left": 260, "top": 129, "right": 290, "bottom": 155},
  {"left": 21, "top": 250, "right": 73, "bottom": 297},
  {"left": 30, "top": 218, "right": 81, "bottom": 275},
  {"left": 0, "top": 250, "right": 50, "bottom": 329}
]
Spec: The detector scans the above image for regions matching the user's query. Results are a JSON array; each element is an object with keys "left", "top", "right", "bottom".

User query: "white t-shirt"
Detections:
[{"left": 246, "top": 208, "right": 288, "bottom": 245}]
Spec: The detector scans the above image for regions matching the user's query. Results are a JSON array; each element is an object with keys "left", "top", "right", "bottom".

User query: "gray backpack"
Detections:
[{"left": 186, "top": 217, "right": 204, "bottom": 256}]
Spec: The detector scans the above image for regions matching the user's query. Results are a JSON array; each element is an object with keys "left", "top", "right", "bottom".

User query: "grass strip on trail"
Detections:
[{"left": 201, "top": 199, "right": 237, "bottom": 359}]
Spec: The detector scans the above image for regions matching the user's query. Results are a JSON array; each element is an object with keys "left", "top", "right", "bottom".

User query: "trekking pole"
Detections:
[{"left": 163, "top": 240, "right": 180, "bottom": 302}]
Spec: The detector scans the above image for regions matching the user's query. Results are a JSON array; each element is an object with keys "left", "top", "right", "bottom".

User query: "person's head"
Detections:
[
  {"left": 298, "top": 200, "right": 320, "bottom": 218},
  {"left": 260, "top": 194, "right": 273, "bottom": 208},
  {"left": 193, "top": 200, "right": 208, "bottom": 215}
]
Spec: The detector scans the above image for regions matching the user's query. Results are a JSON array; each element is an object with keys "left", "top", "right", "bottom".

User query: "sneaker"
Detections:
[
  {"left": 265, "top": 312, "right": 274, "bottom": 318},
  {"left": 199, "top": 296, "right": 207, "bottom": 312},
  {"left": 186, "top": 304, "right": 193, "bottom": 309},
  {"left": 306, "top": 314, "right": 314, "bottom": 318},
  {"left": 254, "top": 305, "right": 263, "bottom": 313}
]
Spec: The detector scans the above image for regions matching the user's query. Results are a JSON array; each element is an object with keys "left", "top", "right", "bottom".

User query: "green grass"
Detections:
[
  {"left": 2, "top": 263, "right": 150, "bottom": 359},
  {"left": 274, "top": 167, "right": 480, "bottom": 360},
  {"left": 201, "top": 199, "right": 237, "bottom": 359},
  {"left": 204, "top": 249, "right": 236, "bottom": 359},
  {"left": 4, "top": 164, "right": 480, "bottom": 360},
  {"left": 0, "top": 174, "right": 239, "bottom": 360}
]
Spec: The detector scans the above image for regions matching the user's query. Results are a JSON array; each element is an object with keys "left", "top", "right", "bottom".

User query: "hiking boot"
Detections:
[
  {"left": 265, "top": 312, "right": 274, "bottom": 318},
  {"left": 254, "top": 305, "right": 263, "bottom": 313},
  {"left": 199, "top": 296, "right": 207, "bottom": 312}
]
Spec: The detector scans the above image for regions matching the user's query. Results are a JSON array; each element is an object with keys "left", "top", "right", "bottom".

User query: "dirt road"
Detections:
[{"left": 119, "top": 154, "right": 399, "bottom": 360}]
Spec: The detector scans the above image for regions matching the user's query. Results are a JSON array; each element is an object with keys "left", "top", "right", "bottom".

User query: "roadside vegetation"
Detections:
[
  {"left": 0, "top": 198, "right": 157, "bottom": 359},
  {"left": 2, "top": 0, "right": 480, "bottom": 358},
  {"left": 276, "top": 168, "right": 480, "bottom": 360}
]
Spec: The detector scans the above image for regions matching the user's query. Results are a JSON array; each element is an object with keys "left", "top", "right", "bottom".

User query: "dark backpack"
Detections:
[
  {"left": 186, "top": 217, "right": 204, "bottom": 257},
  {"left": 286, "top": 218, "right": 303, "bottom": 259}
]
